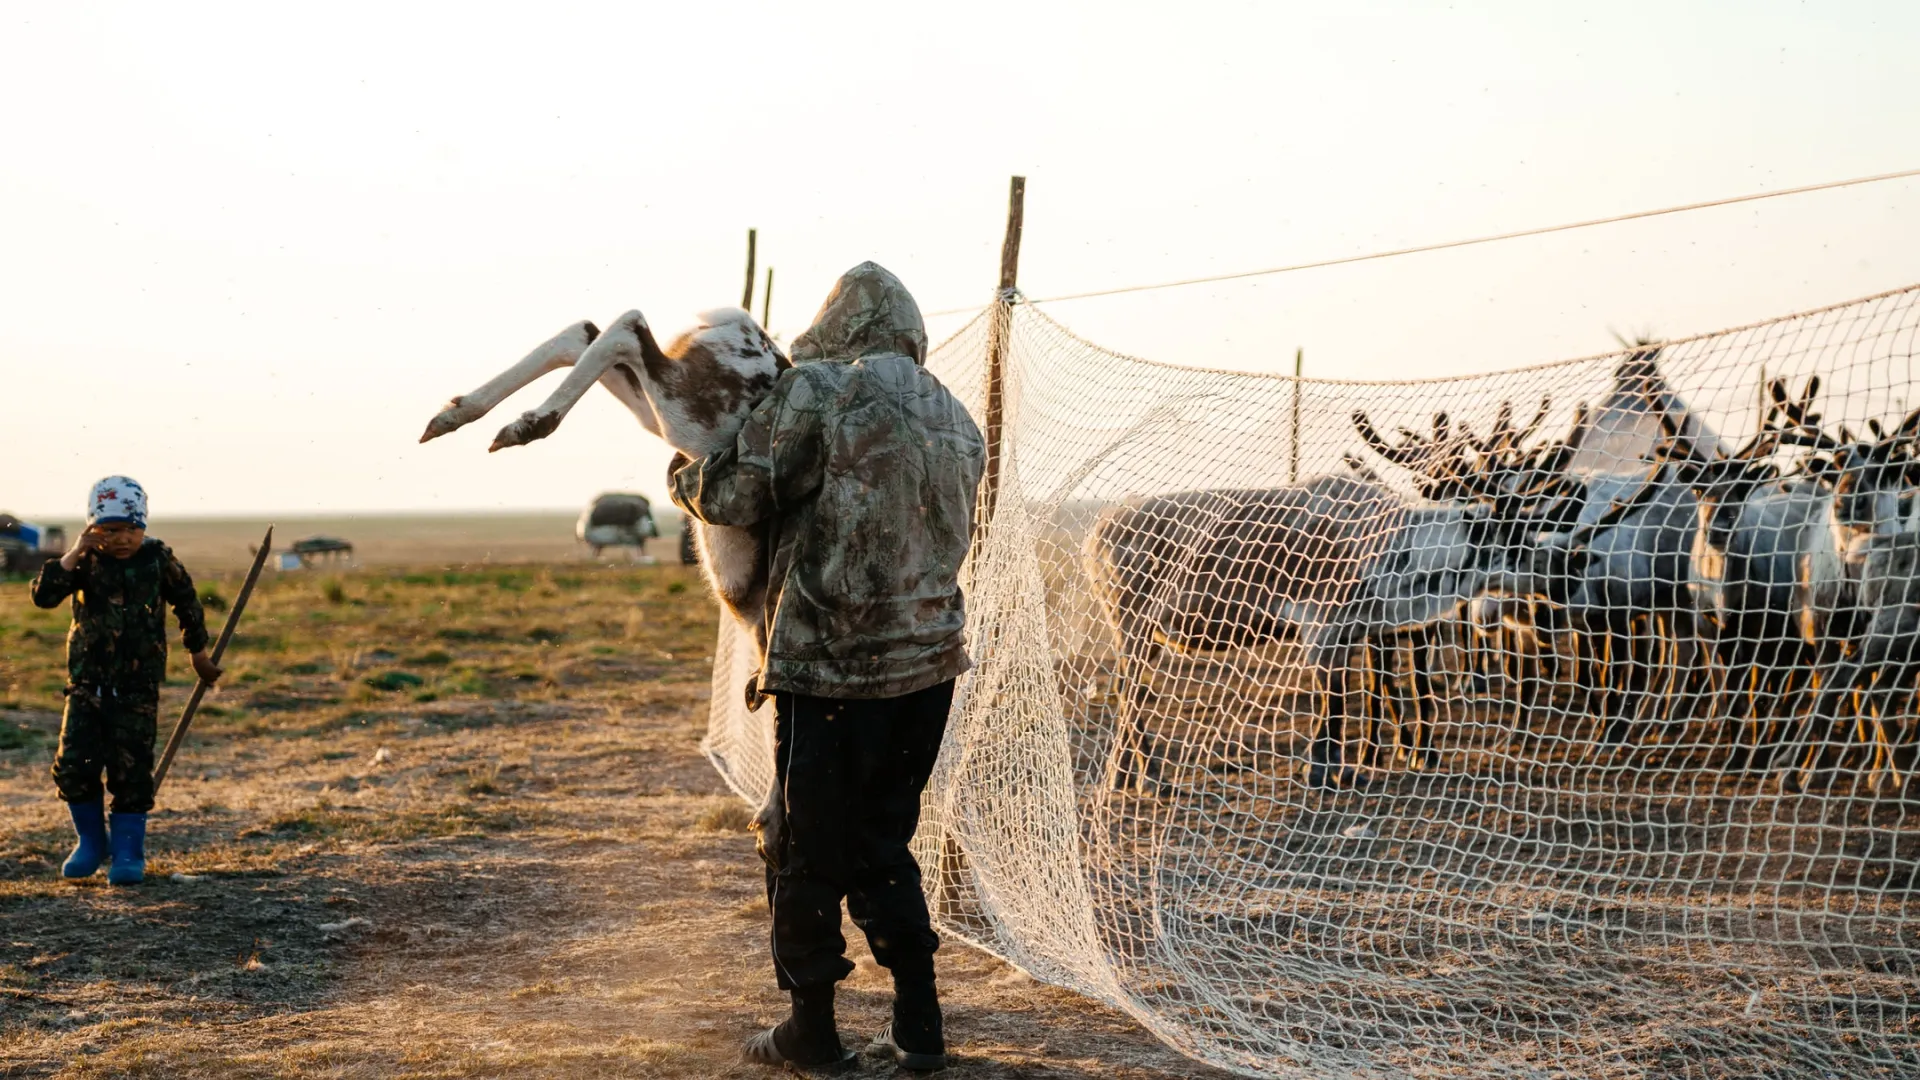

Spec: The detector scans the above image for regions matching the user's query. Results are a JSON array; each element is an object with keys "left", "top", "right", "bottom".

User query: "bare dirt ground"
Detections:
[{"left": 0, "top": 554, "right": 1229, "bottom": 1079}]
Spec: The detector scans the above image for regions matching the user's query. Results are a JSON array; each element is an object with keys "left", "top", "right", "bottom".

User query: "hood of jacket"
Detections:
[{"left": 788, "top": 261, "right": 928, "bottom": 367}]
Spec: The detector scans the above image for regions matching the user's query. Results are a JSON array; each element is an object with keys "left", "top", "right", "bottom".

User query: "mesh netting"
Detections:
[{"left": 704, "top": 285, "right": 1920, "bottom": 1079}]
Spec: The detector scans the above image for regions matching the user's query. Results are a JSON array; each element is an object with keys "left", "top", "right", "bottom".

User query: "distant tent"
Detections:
[{"left": 1566, "top": 347, "right": 1722, "bottom": 475}]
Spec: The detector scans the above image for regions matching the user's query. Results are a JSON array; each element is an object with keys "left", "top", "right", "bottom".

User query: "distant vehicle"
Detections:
[
  {"left": 0, "top": 513, "right": 65, "bottom": 575},
  {"left": 287, "top": 536, "right": 354, "bottom": 567},
  {"left": 578, "top": 493, "right": 659, "bottom": 559}
]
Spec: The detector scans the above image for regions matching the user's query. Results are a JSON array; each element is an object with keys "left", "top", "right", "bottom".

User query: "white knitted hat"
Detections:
[{"left": 87, "top": 476, "right": 148, "bottom": 528}]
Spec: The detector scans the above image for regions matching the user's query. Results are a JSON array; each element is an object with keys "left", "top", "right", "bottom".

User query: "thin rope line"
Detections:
[
  {"left": 922, "top": 166, "right": 1920, "bottom": 318},
  {"left": 1013, "top": 281, "right": 1920, "bottom": 387}
]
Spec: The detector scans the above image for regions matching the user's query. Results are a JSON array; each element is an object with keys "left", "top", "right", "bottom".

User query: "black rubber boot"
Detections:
[
  {"left": 871, "top": 973, "right": 946, "bottom": 1071},
  {"left": 743, "top": 984, "right": 854, "bottom": 1073}
]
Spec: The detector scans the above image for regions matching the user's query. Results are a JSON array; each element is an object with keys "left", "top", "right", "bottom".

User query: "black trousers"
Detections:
[{"left": 767, "top": 680, "right": 952, "bottom": 991}]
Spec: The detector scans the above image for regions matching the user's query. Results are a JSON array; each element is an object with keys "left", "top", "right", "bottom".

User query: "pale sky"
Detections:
[{"left": 3, "top": 1, "right": 1916, "bottom": 518}]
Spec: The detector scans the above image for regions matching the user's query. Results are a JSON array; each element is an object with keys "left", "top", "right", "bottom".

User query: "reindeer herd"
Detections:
[{"left": 1084, "top": 347, "right": 1920, "bottom": 798}]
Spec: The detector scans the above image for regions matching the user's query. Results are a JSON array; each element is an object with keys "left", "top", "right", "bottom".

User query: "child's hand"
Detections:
[
  {"left": 190, "top": 651, "right": 223, "bottom": 685},
  {"left": 59, "top": 529, "right": 101, "bottom": 571}
]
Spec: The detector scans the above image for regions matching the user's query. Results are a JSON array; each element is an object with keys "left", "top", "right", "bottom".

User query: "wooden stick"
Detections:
[
  {"left": 981, "top": 176, "right": 1026, "bottom": 524},
  {"left": 1291, "top": 347, "right": 1304, "bottom": 483},
  {"left": 762, "top": 266, "right": 774, "bottom": 329},
  {"left": 941, "top": 177, "right": 1023, "bottom": 916},
  {"left": 153, "top": 525, "right": 273, "bottom": 794},
  {"left": 741, "top": 228, "right": 758, "bottom": 310}
]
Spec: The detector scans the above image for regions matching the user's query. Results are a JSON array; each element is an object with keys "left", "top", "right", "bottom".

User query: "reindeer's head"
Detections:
[
  {"left": 1354, "top": 398, "right": 1663, "bottom": 605},
  {"left": 1791, "top": 402, "right": 1920, "bottom": 547},
  {"left": 1649, "top": 373, "right": 1825, "bottom": 551},
  {"left": 1492, "top": 465, "right": 1667, "bottom": 604},
  {"left": 1352, "top": 397, "right": 1626, "bottom": 606}
]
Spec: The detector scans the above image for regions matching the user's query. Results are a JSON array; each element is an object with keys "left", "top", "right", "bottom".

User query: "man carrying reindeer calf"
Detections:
[{"left": 671, "top": 263, "right": 985, "bottom": 1073}]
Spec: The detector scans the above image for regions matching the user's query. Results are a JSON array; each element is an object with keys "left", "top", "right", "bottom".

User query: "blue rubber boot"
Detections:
[
  {"left": 107, "top": 812, "right": 147, "bottom": 886},
  {"left": 62, "top": 799, "right": 109, "bottom": 879}
]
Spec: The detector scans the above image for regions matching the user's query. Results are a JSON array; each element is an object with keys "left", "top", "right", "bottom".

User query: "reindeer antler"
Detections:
[
  {"left": 1487, "top": 401, "right": 1516, "bottom": 455},
  {"left": 1514, "top": 396, "right": 1552, "bottom": 450},
  {"left": 1353, "top": 410, "right": 1430, "bottom": 468},
  {"left": 1898, "top": 406, "right": 1920, "bottom": 439},
  {"left": 1354, "top": 409, "right": 1469, "bottom": 477}
]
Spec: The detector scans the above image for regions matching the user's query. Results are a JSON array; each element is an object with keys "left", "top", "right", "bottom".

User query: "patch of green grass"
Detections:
[
  {"left": 231, "top": 632, "right": 287, "bottom": 653},
  {"left": 434, "top": 627, "right": 501, "bottom": 643},
  {"left": 406, "top": 649, "right": 453, "bottom": 666},
  {"left": 281, "top": 660, "right": 327, "bottom": 676},
  {"left": 0, "top": 722, "right": 52, "bottom": 752},
  {"left": 667, "top": 580, "right": 688, "bottom": 594},
  {"left": 398, "top": 570, "right": 533, "bottom": 591},
  {"left": 434, "top": 671, "right": 494, "bottom": 698},
  {"left": 320, "top": 578, "right": 347, "bottom": 605},
  {"left": 361, "top": 671, "right": 424, "bottom": 692},
  {"left": 526, "top": 627, "right": 564, "bottom": 644},
  {"left": 200, "top": 587, "right": 229, "bottom": 613}
]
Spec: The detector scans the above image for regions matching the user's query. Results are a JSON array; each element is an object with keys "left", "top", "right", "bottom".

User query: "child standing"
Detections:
[{"left": 29, "top": 477, "right": 220, "bottom": 885}]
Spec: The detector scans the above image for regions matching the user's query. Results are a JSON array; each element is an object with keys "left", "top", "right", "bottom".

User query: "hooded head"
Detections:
[{"left": 788, "top": 261, "right": 927, "bottom": 367}]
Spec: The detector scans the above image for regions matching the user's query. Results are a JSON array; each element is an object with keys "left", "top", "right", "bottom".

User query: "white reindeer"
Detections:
[
  {"left": 420, "top": 307, "right": 790, "bottom": 836},
  {"left": 422, "top": 307, "right": 784, "bottom": 617}
]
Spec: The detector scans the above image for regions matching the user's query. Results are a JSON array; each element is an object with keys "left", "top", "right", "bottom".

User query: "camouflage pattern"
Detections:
[
  {"left": 30, "top": 538, "right": 210, "bottom": 696},
  {"left": 672, "top": 262, "right": 985, "bottom": 699},
  {"left": 52, "top": 693, "right": 160, "bottom": 813}
]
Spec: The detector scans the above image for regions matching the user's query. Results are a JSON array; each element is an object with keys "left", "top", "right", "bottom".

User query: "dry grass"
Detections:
[{"left": 0, "top": 553, "right": 1226, "bottom": 1079}]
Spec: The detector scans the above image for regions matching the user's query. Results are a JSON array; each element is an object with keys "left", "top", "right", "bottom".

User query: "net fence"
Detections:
[{"left": 704, "top": 283, "right": 1920, "bottom": 1079}]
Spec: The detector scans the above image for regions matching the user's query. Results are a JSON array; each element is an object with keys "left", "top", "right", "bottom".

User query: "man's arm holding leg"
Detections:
[{"left": 670, "top": 377, "right": 827, "bottom": 528}]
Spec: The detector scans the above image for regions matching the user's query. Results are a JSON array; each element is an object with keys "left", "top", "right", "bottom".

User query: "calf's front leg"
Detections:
[
  {"left": 419, "top": 320, "right": 600, "bottom": 442},
  {"left": 490, "top": 310, "right": 649, "bottom": 452}
]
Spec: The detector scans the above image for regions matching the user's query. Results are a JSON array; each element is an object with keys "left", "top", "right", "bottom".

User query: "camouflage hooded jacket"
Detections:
[
  {"left": 30, "top": 539, "right": 210, "bottom": 699},
  {"left": 671, "top": 262, "right": 986, "bottom": 700}
]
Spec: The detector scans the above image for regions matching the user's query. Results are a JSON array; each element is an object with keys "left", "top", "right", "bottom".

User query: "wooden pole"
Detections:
[
  {"left": 939, "top": 176, "right": 1024, "bottom": 921},
  {"left": 762, "top": 267, "right": 774, "bottom": 329},
  {"left": 1291, "top": 347, "right": 1304, "bottom": 483},
  {"left": 981, "top": 176, "right": 1026, "bottom": 523},
  {"left": 741, "top": 228, "right": 758, "bottom": 310},
  {"left": 154, "top": 526, "right": 274, "bottom": 794}
]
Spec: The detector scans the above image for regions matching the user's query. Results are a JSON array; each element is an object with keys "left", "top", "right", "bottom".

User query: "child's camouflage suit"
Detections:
[{"left": 30, "top": 540, "right": 209, "bottom": 813}]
